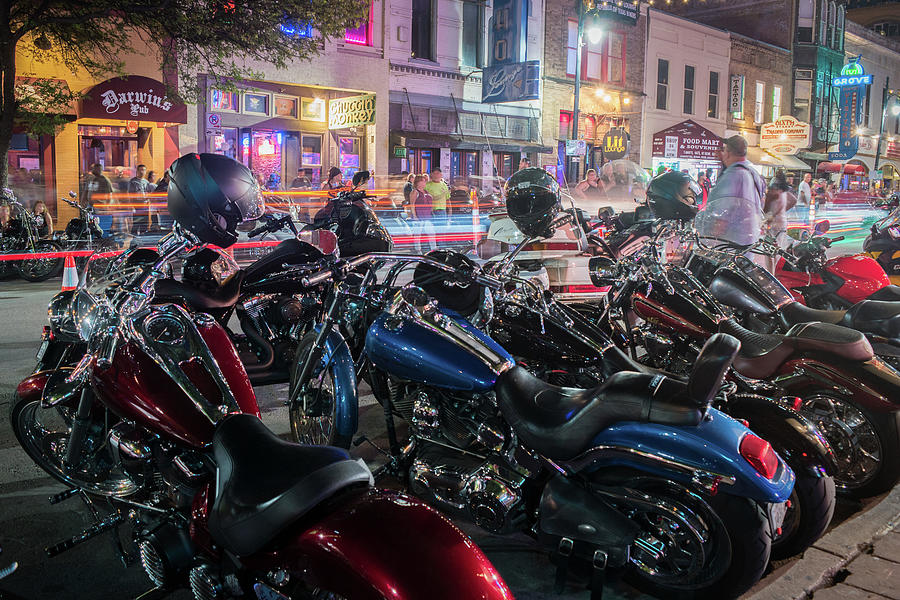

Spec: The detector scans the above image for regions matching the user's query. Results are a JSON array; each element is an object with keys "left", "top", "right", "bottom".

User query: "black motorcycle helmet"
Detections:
[
  {"left": 413, "top": 250, "right": 485, "bottom": 317},
  {"left": 504, "top": 167, "right": 561, "bottom": 239},
  {"left": 167, "top": 153, "right": 264, "bottom": 248},
  {"left": 646, "top": 171, "right": 702, "bottom": 221}
]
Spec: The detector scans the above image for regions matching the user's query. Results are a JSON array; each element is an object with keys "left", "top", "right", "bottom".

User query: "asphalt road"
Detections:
[{"left": 0, "top": 207, "right": 885, "bottom": 600}]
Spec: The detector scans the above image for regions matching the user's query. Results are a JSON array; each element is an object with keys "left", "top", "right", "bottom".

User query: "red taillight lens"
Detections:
[{"left": 740, "top": 434, "right": 779, "bottom": 479}]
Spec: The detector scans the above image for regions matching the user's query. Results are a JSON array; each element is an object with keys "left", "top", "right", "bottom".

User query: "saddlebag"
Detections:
[{"left": 538, "top": 476, "right": 638, "bottom": 599}]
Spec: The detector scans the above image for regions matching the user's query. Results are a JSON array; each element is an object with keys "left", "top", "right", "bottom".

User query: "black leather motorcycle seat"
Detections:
[
  {"left": 495, "top": 367, "right": 702, "bottom": 462},
  {"left": 207, "top": 414, "right": 371, "bottom": 557},
  {"left": 154, "top": 271, "right": 245, "bottom": 311},
  {"left": 780, "top": 301, "right": 846, "bottom": 326},
  {"left": 843, "top": 300, "right": 900, "bottom": 339},
  {"left": 243, "top": 238, "right": 320, "bottom": 283},
  {"left": 721, "top": 319, "right": 873, "bottom": 379},
  {"left": 868, "top": 285, "right": 900, "bottom": 302}
]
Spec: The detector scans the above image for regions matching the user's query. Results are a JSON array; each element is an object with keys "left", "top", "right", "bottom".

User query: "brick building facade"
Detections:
[
  {"left": 539, "top": 1, "right": 646, "bottom": 184},
  {"left": 727, "top": 34, "right": 794, "bottom": 148}
]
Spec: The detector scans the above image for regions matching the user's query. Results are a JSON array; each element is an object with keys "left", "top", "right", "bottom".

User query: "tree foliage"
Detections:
[{"left": 0, "top": 0, "right": 369, "bottom": 186}]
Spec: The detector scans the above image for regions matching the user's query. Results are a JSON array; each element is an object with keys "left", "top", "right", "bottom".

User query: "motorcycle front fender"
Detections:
[
  {"left": 726, "top": 394, "right": 837, "bottom": 476},
  {"left": 252, "top": 489, "right": 512, "bottom": 600},
  {"left": 579, "top": 408, "right": 795, "bottom": 504},
  {"left": 312, "top": 324, "right": 358, "bottom": 440},
  {"left": 16, "top": 371, "right": 52, "bottom": 405}
]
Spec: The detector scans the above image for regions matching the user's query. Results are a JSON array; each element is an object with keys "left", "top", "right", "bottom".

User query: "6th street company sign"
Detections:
[{"left": 328, "top": 94, "right": 376, "bottom": 130}]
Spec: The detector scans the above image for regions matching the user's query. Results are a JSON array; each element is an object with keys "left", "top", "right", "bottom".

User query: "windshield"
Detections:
[
  {"left": 558, "top": 160, "right": 650, "bottom": 218},
  {"left": 875, "top": 205, "right": 900, "bottom": 231}
]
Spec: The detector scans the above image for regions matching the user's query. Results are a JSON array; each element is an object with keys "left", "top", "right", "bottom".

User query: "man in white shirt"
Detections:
[{"left": 797, "top": 172, "right": 812, "bottom": 206}]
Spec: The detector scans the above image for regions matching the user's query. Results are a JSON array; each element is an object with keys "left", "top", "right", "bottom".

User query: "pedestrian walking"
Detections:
[
  {"left": 129, "top": 164, "right": 153, "bottom": 233},
  {"left": 763, "top": 169, "right": 796, "bottom": 255},
  {"left": 574, "top": 168, "right": 606, "bottom": 201},
  {"left": 425, "top": 168, "right": 450, "bottom": 221},
  {"left": 697, "top": 171, "right": 712, "bottom": 209},
  {"left": 798, "top": 172, "right": 813, "bottom": 206},
  {"left": 694, "top": 135, "right": 766, "bottom": 248},
  {"left": 813, "top": 178, "right": 828, "bottom": 211},
  {"left": 409, "top": 175, "right": 436, "bottom": 252},
  {"left": 322, "top": 166, "right": 343, "bottom": 190}
]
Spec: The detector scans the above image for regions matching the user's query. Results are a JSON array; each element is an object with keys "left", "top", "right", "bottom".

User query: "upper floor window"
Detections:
[
  {"left": 708, "top": 71, "right": 719, "bottom": 118},
  {"left": 836, "top": 5, "right": 845, "bottom": 51},
  {"left": 461, "top": 0, "right": 484, "bottom": 67},
  {"left": 827, "top": 1, "right": 836, "bottom": 49},
  {"left": 755, "top": 81, "right": 765, "bottom": 124},
  {"left": 684, "top": 65, "right": 695, "bottom": 114},
  {"left": 772, "top": 85, "right": 782, "bottom": 120},
  {"left": 657, "top": 58, "right": 669, "bottom": 111},
  {"left": 411, "top": 0, "right": 433, "bottom": 60},
  {"left": 566, "top": 22, "right": 626, "bottom": 85},
  {"left": 344, "top": 1, "right": 374, "bottom": 46},
  {"left": 797, "top": 0, "right": 815, "bottom": 43},
  {"left": 872, "top": 21, "right": 900, "bottom": 38},
  {"left": 819, "top": 2, "right": 828, "bottom": 46}
]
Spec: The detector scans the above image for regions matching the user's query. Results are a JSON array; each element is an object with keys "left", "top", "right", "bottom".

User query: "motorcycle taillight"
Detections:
[{"left": 740, "top": 433, "right": 779, "bottom": 480}]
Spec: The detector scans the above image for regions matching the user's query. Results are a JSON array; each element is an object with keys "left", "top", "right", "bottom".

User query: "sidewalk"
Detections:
[{"left": 747, "top": 483, "right": 900, "bottom": 600}]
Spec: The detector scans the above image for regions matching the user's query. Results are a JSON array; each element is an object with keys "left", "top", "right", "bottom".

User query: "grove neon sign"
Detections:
[{"left": 833, "top": 60, "right": 873, "bottom": 87}]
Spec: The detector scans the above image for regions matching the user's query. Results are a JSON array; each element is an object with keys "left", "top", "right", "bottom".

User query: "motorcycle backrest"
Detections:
[{"left": 688, "top": 333, "right": 740, "bottom": 408}]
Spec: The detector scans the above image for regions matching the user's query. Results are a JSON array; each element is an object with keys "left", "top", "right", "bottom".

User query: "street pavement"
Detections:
[{"left": 1, "top": 206, "right": 899, "bottom": 599}]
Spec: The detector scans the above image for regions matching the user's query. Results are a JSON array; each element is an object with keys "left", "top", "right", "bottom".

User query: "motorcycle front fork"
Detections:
[{"left": 64, "top": 386, "right": 95, "bottom": 471}]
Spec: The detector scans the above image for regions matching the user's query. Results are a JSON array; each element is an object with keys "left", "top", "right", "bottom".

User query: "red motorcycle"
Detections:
[
  {"left": 11, "top": 157, "right": 512, "bottom": 600},
  {"left": 775, "top": 220, "right": 900, "bottom": 307}
]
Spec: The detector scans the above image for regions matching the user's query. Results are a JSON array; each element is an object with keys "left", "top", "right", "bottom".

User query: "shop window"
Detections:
[
  {"left": 345, "top": 1, "right": 373, "bottom": 46},
  {"left": 754, "top": 81, "right": 765, "bottom": 124},
  {"left": 274, "top": 95, "right": 299, "bottom": 119},
  {"left": 408, "top": 148, "right": 435, "bottom": 175},
  {"left": 484, "top": 115, "right": 505, "bottom": 138},
  {"left": 708, "top": 71, "right": 719, "bottom": 119},
  {"left": 794, "top": 78, "right": 812, "bottom": 123},
  {"left": 210, "top": 89, "right": 239, "bottom": 113},
  {"left": 300, "top": 97, "right": 326, "bottom": 122},
  {"left": 338, "top": 137, "right": 361, "bottom": 180},
  {"left": 684, "top": 65, "right": 695, "bottom": 115},
  {"left": 656, "top": 59, "right": 669, "bottom": 111},
  {"left": 507, "top": 117, "right": 530, "bottom": 140},
  {"left": 7, "top": 133, "right": 48, "bottom": 210},
  {"left": 493, "top": 152, "right": 515, "bottom": 179},
  {"left": 797, "top": 0, "right": 815, "bottom": 43},
  {"left": 559, "top": 111, "right": 573, "bottom": 139},
  {"left": 301, "top": 135, "right": 322, "bottom": 176},
  {"left": 566, "top": 22, "right": 625, "bottom": 84},
  {"left": 772, "top": 85, "right": 782, "bottom": 121},
  {"left": 252, "top": 131, "right": 283, "bottom": 189},
  {"left": 450, "top": 150, "right": 479, "bottom": 179},
  {"left": 212, "top": 127, "right": 239, "bottom": 160},
  {"left": 461, "top": 0, "right": 483, "bottom": 68},
  {"left": 411, "top": 0, "right": 433, "bottom": 60},
  {"left": 243, "top": 92, "right": 270, "bottom": 117}
]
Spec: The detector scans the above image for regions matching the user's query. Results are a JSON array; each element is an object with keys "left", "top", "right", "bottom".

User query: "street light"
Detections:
[{"left": 571, "top": 2, "right": 607, "bottom": 182}]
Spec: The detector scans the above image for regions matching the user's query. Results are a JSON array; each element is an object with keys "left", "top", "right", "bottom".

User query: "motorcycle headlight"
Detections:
[
  {"left": 48, "top": 290, "right": 80, "bottom": 342},
  {"left": 74, "top": 289, "right": 103, "bottom": 342},
  {"left": 588, "top": 255, "right": 620, "bottom": 287}
]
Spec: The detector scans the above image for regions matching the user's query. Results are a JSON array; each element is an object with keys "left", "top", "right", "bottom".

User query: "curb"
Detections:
[{"left": 746, "top": 483, "right": 900, "bottom": 600}]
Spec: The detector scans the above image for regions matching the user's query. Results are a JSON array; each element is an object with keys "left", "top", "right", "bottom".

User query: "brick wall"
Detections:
[
  {"left": 660, "top": 0, "right": 794, "bottom": 49},
  {"left": 727, "top": 35, "right": 794, "bottom": 140},
  {"left": 539, "top": 2, "right": 647, "bottom": 173}
]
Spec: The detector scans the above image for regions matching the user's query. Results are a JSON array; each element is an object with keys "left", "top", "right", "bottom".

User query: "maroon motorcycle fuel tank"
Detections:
[{"left": 92, "top": 308, "right": 260, "bottom": 448}]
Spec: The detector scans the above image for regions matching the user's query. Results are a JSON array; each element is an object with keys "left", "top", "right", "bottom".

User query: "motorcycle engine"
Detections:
[{"left": 398, "top": 383, "right": 526, "bottom": 534}]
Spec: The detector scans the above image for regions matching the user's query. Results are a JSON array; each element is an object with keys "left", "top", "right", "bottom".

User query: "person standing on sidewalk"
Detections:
[
  {"left": 129, "top": 164, "right": 153, "bottom": 233},
  {"left": 425, "top": 167, "right": 450, "bottom": 222},
  {"left": 694, "top": 135, "right": 766, "bottom": 247},
  {"left": 798, "top": 172, "right": 813, "bottom": 207}
]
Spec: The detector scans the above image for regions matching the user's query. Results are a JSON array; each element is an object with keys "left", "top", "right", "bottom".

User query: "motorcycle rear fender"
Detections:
[
  {"left": 726, "top": 394, "right": 837, "bottom": 476},
  {"left": 778, "top": 357, "right": 900, "bottom": 413},
  {"left": 312, "top": 324, "right": 358, "bottom": 440},
  {"left": 577, "top": 408, "right": 794, "bottom": 504},
  {"left": 245, "top": 489, "right": 512, "bottom": 600}
]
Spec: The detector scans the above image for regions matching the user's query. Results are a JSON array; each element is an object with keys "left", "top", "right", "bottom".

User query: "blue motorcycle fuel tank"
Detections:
[{"left": 366, "top": 292, "right": 515, "bottom": 392}]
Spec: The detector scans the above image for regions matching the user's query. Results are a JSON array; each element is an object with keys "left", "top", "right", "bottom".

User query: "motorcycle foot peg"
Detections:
[{"left": 49, "top": 487, "right": 81, "bottom": 505}]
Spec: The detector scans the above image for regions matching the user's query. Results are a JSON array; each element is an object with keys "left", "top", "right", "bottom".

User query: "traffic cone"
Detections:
[{"left": 61, "top": 253, "right": 78, "bottom": 291}]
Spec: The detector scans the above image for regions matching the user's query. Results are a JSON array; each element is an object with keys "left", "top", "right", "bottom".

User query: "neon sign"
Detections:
[{"left": 833, "top": 60, "right": 872, "bottom": 87}]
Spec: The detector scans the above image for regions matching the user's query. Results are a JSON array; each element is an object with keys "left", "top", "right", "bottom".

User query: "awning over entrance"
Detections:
[
  {"left": 817, "top": 162, "right": 867, "bottom": 175},
  {"left": 746, "top": 147, "right": 810, "bottom": 170},
  {"left": 392, "top": 130, "right": 551, "bottom": 154},
  {"left": 78, "top": 76, "right": 188, "bottom": 124},
  {"left": 651, "top": 120, "right": 722, "bottom": 161}
]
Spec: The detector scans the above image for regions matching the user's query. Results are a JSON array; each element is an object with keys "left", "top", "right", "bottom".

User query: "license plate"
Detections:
[
  {"left": 35, "top": 339, "right": 50, "bottom": 362},
  {"left": 769, "top": 501, "right": 788, "bottom": 532}
]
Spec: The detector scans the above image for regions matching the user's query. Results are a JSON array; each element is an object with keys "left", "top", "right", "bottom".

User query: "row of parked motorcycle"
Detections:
[
  {"left": 0, "top": 190, "right": 120, "bottom": 282},
  {"left": 11, "top": 154, "right": 900, "bottom": 600}
]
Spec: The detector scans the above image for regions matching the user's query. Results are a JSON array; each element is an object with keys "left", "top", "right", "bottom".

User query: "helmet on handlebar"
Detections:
[
  {"left": 413, "top": 250, "right": 487, "bottom": 318},
  {"left": 504, "top": 168, "right": 561, "bottom": 239},
  {"left": 167, "top": 153, "right": 264, "bottom": 248},
  {"left": 646, "top": 171, "right": 701, "bottom": 221}
]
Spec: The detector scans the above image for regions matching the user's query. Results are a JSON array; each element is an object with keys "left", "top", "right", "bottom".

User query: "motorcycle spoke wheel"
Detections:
[
  {"left": 16, "top": 241, "right": 63, "bottom": 282},
  {"left": 798, "top": 394, "right": 882, "bottom": 491},
  {"left": 11, "top": 397, "right": 140, "bottom": 497},
  {"left": 290, "top": 366, "right": 337, "bottom": 446}
]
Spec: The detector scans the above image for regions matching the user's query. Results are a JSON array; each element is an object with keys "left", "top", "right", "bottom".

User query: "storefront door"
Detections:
[
  {"left": 493, "top": 152, "right": 516, "bottom": 179},
  {"left": 451, "top": 150, "right": 479, "bottom": 180},
  {"left": 408, "top": 148, "right": 436, "bottom": 176},
  {"left": 338, "top": 137, "right": 361, "bottom": 180}
]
